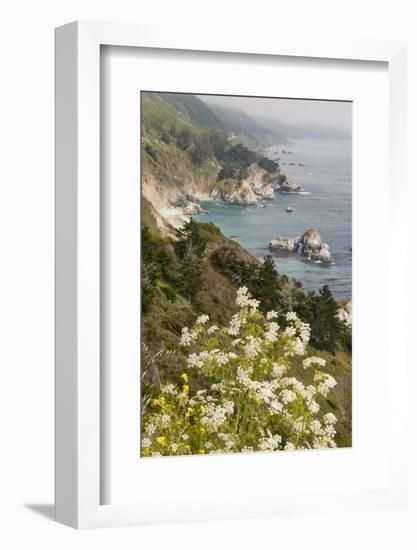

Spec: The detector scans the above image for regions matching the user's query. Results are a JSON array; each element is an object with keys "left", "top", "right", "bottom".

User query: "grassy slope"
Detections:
[{"left": 142, "top": 93, "right": 200, "bottom": 135}]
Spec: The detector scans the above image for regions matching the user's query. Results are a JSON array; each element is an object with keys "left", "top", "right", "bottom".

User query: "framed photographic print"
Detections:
[{"left": 55, "top": 21, "right": 408, "bottom": 528}]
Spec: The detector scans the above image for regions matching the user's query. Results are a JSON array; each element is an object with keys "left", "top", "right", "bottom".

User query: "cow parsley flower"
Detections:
[
  {"left": 286, "top": 311, "right": 298, "bottom": 321},
  {"left": 244, "top": 336, "right": 262, "bottom": 358},
  {"left": 258, "top": 433, "right": 282, "bottom": 452},
  {"left": 228, "top": 315, "right": 241, "bottom": 336},
  {"left": 272, "top": 363, "right": 286, "bottom": 378},
  {"left": 180, "top": 327, "right": 198, "bottom": 346},
  {"left": 303, "top": 356, "right": 326, "bottom": 369},
  {"left": 196, "top": 314, "right": 210, "bottom": 325},
  {"left": 310, "top": 420, "right": 323, "bottom": 435},
  {"left": 293, "top": 337, "right": 306, "bottom": 356},
  {"left": 265, "top": 321, "right": 280, "bottom": 342},
  {"left": 323, "top": 412, "right": 337, "bottom": 425},
  {"left": 285, "top": 326, "right": 296, "bottom": 337},
  {"left": 315, "top": 373, "right": 337, "bottom": 397},
  {"left": 281, "top": 389, "right": 297, "bottom": 404},
  {"left": 236, "top": 286, "right": 251, "bottom": 308},
  {"left": 266, "top": 310, "right": 278, "bottom": 320}
]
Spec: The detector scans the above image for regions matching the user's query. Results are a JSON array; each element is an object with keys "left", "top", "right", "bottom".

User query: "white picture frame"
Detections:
[{"left": 55, "top": 21, "right": 407, "bottom": 529}]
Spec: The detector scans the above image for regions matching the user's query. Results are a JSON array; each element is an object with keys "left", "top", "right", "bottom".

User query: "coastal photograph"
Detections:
[{"left": 140, "top": 91, "right": 352, "bottom": 457}]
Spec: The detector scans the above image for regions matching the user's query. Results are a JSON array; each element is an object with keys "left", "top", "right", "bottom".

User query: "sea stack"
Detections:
[
  {"left": 269, "top": 228, "right": 332, "bottom": 264},
  {"left": 299, "top": 228, "right": 332, "bottom": 264},
  {"left": 279, "top": 177, "right": 301, "bottom": 193}
]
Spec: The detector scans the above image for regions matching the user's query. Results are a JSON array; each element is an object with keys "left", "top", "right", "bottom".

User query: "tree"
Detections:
[
  {"left": 258, "top": 157, "right": 279, "bottom": 173},
  {"left": 253, "top": 255, "right": 282, "bottom": 313},
  {"left": 296, "top": 285, "right": 343, "bottom": 353},
  {"left": 190, "top": 134, "right": 212, "bottom": 166},
  {"left": 141, "top": 225, "right": 159, "bottom": 314},
  {"left": 174, "top": 220, "right": 207, "bottom": 302},
  {"left": 207, "top": 129, "right": 229, "bottom": 160}
]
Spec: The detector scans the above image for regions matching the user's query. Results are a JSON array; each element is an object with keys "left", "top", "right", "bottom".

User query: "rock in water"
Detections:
[
  {"left": 317, "top": 243, "right": 332, "bottom": 264},
  {"left": 279, "top": 177, "right": 301, "bottom": 193},
  {"left": 269, "top": 228, "right": 332, "bottom": 264},
  {"left": 269, "top": 236, "right": 300, "bottom": 252},
  {"left": 183, "top": 201, "right": 205, "bottom": 216},
  {"left": 300, "top": 228, "right": 332, "bottom": 264},
  {"left": 300, "top": 228, "right": 322, "bottom": 254}
]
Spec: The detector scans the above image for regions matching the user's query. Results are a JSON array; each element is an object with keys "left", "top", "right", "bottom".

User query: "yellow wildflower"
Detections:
[
  {"left": 156, "top": 436, "right": 166, "bottom": 446},
  {"left": 182, "top": 384, "right": 189, "bottom": 393},
  {"left": 152, "top": 396, "right": 165, "bottom": 407},
  {"left": 180, "top": 373, "right": 188, "bottom": 383},
  {"left": 198, "top": 449, "right": 206, "bottom": 455}
]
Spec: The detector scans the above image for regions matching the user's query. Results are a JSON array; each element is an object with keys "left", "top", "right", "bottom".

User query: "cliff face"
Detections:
[
  {"left": 210, "top": 163, "right": 278, "bottom": 205},
  {"left": 142, "top": 143, "right": 218, "bottom": 232}
]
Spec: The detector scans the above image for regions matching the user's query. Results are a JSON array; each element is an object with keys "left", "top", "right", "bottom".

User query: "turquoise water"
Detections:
[{"left": 196, "top": 138, "right": 352, "bottom": 300}]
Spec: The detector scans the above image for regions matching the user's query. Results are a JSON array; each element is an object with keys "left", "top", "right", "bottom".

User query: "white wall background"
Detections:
[{"left": 0, "top": 0, "right": 415, "bottom": 548}]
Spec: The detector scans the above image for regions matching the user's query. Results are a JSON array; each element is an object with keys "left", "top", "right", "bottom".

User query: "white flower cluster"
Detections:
[
  {"left": 187, "top": 349, "right": 237, "bottom": 371},
  {"left": 180, "top": 326, "right": 198, "bottom": 347},
  {"left": 258, "top": 433, "right": 282, "bottom": 452},
  {"left": 303, "top": 356, "right": 326, "bottom": 369},
  {"left": 314, "top": 372, "right": 337, "bottom": 397},
  {"left": 266, "top": 310, "right": 278, "bottom": 320},
  {"left": 207, "top": 325, "right": 219, "bottom": 335},
  {"left": 265, "top": 321, "right": 280, "bottom": 343},
  {"left": 237, "top": 366, "right": 281, "bottom": 413},
  {"left": 142, "top": 287, "right": 340, "bottom": 457},
  {"left": 201, "top": 400, "right": 234, "bottom": 432},
  {"left": 161, "top": 383, "right": 177, "bottom": 395},
  {"left": 196, "top": 314, "right": 209, "bottom": 325},
  {"left": 236, "top": 286, "right": 260, "bottom": 312},
  {"left": 244, "top": 335, "right": 262, "bottom": 358},
  {"left": 281, "top": 389, "right": 297, "bottom": 404},
  {"left": 228, "top": 314, "right": 242, "bottom": 336},
  {"left": 324, "top": 412, "right": 337, "bottom": 425},
  {"left": 272, "top": 363, "right": 286, "bottom": 378}
]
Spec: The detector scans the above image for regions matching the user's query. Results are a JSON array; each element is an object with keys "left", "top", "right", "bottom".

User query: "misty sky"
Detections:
[{"left": 199, "top": 94, "right": 352, "bottom": 133}]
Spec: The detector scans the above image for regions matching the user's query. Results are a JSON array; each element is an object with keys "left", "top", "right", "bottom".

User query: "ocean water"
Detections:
[{"left": 195, "top": 138, "right": 352, "bottom": 300}]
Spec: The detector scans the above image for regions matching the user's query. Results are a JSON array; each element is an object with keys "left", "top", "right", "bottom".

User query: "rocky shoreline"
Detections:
[{"left": 210, "top": 163, "right": 302, "bottom": 206}]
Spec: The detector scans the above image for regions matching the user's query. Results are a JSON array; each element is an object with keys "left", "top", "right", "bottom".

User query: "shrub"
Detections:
[
  {"left": 141, "top": 287, "right": 339, "bottom": 457},
  {"left": 258, "top": 157, "right": 279, "bottom": 173},
  {"left": 160, "top": 284, "right": 177, "bottom": 302}
]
